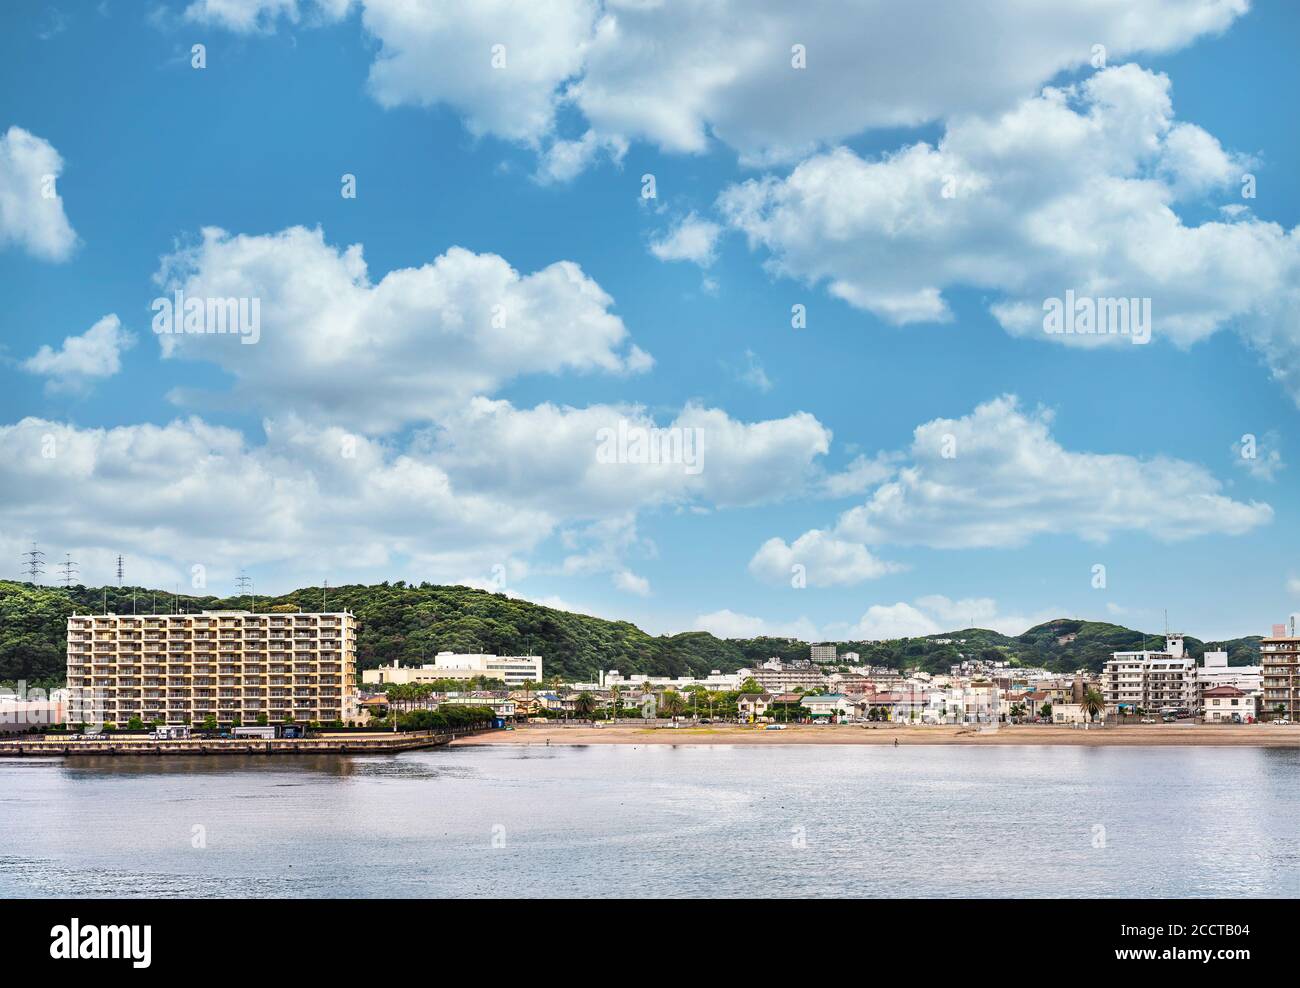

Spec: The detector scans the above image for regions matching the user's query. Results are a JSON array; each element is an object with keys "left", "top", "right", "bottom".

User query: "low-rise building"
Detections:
[
  {"left": 800, "top": 693, "right": 853, "bottom": 721},
  {"left": 1202, "top": 685, "right": 1256, "bottom": 723},
  {"left": 828, "top": 673, "right": 872, "bottom": 694},
  {"left": 1049, "top": 703, "right": 1088, "bottom": 725},
  {"left": 737, "top": 693, "right": 770, "bottom": 721},
  {"left": 0, "top": 690, "right": 67, "bottom": 732},
  {"left": 442, "top": 693, "right": 516, "bottom": 719},
  {"left": 597, "top": 669, "right": 743, "bottom": 692},
  {"left": 364, "top": 652, "right": 543, "bottom": 689},
  {"left": 1197, "top": 650, "right": 1262, "bottom": 700}
]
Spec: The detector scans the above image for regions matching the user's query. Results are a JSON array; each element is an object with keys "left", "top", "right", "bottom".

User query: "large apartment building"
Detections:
[
  {"left": 810, "top": 644, "right": 837, "bottom": 664},
  {"left": 1262, "top": 619, "right": 1300, "bottom": 721},
  {"left": 1102, "top": 634, "right": 1198, "bottom": 715},
  {"left": 66, "top": 610, "right": 358, "bottom": 726},
  {"left": 741, "top": 658, "right": 827, "bottom": 694}
]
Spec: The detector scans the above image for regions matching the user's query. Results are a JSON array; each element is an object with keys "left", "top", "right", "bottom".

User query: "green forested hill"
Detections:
[{"left": 0, "top": 580, "right": 1262, "bottom": 687}]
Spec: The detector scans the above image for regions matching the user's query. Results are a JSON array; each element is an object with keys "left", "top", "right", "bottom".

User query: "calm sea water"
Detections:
[{"left": 1, "top": 744, "right": 1296, "bottom": 898}]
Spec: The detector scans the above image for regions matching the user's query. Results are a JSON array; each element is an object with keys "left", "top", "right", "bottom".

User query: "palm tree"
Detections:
[
  {"left": 574, "top": 691, "right": 597, "bottom": 720},
  {"left": 660, "top": 690, "right": 686, "bottom": 723},
  {"left": 608, "top": 684, "right": 622, "bottom": 723},
  {"left": 1082, "top": 689, "right": 1105, "bottom": 724}
]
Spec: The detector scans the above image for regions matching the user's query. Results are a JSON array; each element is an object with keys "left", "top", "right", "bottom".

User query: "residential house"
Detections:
[
  {"left": 1202, "top": 685, "right": 1256, "bottom": 723},
  {"left": 737, "top": 693, "right": 771, "bottom": 722},
  {"left": 801, "top": 693, "right": 853, "bottom": 722}
]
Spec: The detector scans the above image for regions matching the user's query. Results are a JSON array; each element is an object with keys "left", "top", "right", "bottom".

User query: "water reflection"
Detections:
[{"left": 2, "top": 745, "right": 1297, "bottom": 898}]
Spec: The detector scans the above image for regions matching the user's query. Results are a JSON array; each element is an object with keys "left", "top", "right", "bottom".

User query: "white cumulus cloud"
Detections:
[
  {"left": 691, "top": 608, "right": 819, "bottom": 642},
  {"left": 0, "top": 126, "right": 77, "bottom": 262},
  {"left": 719, "top": 65, "right": 1300, "bottom": 405},
  {"left": 749, "top": 529, "right": 900, "bottom": 587},
  {"left": 23, "top": 315, "right": 135, "bottom": 393},
  {"left": 179, "top": 1, "right": 1246, "bottom": 175},
  {"left": 753, "top": 395, "right": 1271, "bottom": 581},
  {"left": 649, "top": 213, "right": 722, "bottom": 267},
  {"left": 153, "top": 225, "right": 651, "bottom": 432}
]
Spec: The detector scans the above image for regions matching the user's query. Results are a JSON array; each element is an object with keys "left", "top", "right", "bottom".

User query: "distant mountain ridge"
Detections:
[{"left": 0, "top": 580, "right": 1262, "bottom": 687}]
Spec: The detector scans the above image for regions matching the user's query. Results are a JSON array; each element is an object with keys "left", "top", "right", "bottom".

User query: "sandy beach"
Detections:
[{"left": 451, "top": 722, "right": 1300, "bottom": 747}]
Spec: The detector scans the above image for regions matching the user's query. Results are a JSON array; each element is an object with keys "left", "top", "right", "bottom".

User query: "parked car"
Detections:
[
  {"left": 765, "top": 723, "right": 786, "bottom": 731},
  {"left": 1140, "top": 717, "right": 1157, "bottom": 724}
]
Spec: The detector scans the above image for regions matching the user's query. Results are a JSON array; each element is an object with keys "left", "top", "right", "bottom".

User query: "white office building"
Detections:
[
  {"left": 596, "top": 669, "right": 743, "bottom": 692},
  {"left": 363, "top": 652, "right": 543, "bottom": 688},
  {"left": 1197, "top": 650, "right": 1262, "bottom": 696},
  {"left": 1102, "top": 634, "right": 1198, "bottom": 714}
]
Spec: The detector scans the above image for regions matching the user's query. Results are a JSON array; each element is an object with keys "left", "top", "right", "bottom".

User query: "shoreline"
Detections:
[
  {"left": 0, "top": 730, "right": 460, "bottom": 757},
  {"left": 450, "top": 723, "right": 1300, "bottom": 748}
]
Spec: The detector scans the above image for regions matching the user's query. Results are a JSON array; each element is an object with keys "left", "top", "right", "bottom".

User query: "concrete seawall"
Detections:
[{"left": 0, "top": 730, "right": 476, "bottom": 757}]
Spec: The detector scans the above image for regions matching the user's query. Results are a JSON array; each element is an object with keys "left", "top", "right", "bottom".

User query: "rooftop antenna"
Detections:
[
  {"left": 322, "top": 579, "right": 328, "bottom": 613},
  {"left": 21, "top": 542, "right": 45, "bottom": 584},
  {"left": 58, "top": 553, "right": 79, "bottom": 588}
]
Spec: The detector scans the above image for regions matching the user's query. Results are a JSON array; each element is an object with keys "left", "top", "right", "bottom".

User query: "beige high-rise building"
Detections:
[
  {"left": 1262, "top": 619, "right": 1300, "bottom": 721},
  {"left": 66, "top": 610, "right": 358, "bottom": 726}
]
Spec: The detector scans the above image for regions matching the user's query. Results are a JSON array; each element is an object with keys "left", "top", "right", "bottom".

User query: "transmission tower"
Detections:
[
  {"left": 116, "top": 554, "right": 125, "bottom": 587},
  {"left": 58, "top": 553, "right": 79, "bottom": 588},
  {"left": 21, "top": 542, "right": 45, "bottom": 584},
  {"left": 236, "top": 571, "right": 255, "bottom": 613}
]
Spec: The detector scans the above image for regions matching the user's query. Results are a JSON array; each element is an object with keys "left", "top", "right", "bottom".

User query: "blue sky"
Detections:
[{"left": 1, "top": 0, "right": 1298, "bottom": 642}]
